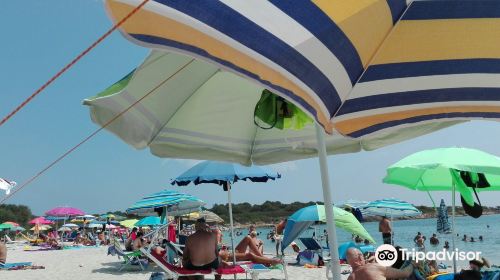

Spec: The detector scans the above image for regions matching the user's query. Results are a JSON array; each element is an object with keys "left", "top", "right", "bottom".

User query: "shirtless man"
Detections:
[
  {"left": 132, "top": 232, "right": 145, "bottom": 251},
  {"left": 379, "top": 216, "right": 392, "bottom": 245},
  {"left": 182, "top": 218, "right": 221, "bottom": 279},
  {"left": 0, "top": 241, "right": 6, "bottom": 265},
  {"left": 346, "top": 248, "right": 414, "bottom": 280}
]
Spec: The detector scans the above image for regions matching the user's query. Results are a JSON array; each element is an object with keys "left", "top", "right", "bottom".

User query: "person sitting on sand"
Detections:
[
  {"left": 181, "top": 218, "right": 223, "bottom": 280},
  {"left": 0, "top": 241, "right": 6, "bottom": 265},
  {"left": 430, "top": 234, "right": 439, "bottom": 245},
  {"left": 347, "top": 248, "right": 415, "bottom": 280}
]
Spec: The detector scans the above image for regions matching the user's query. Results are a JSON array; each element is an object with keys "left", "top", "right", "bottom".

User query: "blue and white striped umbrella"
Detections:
[
  {"left": 126, "top": 190, "right": 205, "bottom": 216},
  {"left": 362, "top": 199, "right": 422, "bottom": 218}
]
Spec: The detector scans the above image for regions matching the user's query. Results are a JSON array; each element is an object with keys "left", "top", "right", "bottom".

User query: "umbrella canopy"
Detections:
[
  {"left": 120, "top": 219, "right": 139, "bottom": 229},
  {"left": 62, "top": 223, "right": 79, "bottom": 228},
  {"left": 437, "top": 199, "right": 451, "bottom": 234},
  {"left": 30, "top": 225, "right": 51, "bottom": 231},
  {"left": 383, "top": 147, "right": 500, "bottom": 205},
  {"left": 135, "top": 216, "right": 163, "bottom": 227},
  {"left": 86, "top": 223, "right": 103, "bottom": 228},
  {"left": 28, "top": 217, "right": 54, "bottom": 225},
  {"left": 3, "top": 221, "right": 20, "bottom": 227},
  {"left": 171, "top": 161, "right": 280, "bottom": 186},
  {"left": 282, "top": 204, "right": 375, "bottom": 249},
  {"left": 0, "top": 223, "right": 14, "bottom": 230},
  {"left": 126, "top": 190, "right": 205, "bottom": 216},
  {"left": 90, "top": 1, "right": 500, "bottom": 140},
  {"left": 13, "top": 226, "right": 25, "bottom": 232},
  {"left": 0, "top": 178, "right": 16, "bottom": 195},
  {"left": 184, "top": 210, "right": 224, "bottom": 224},
  {"left": 45, "top": 207, "right": 85, "bottom": 217},
  {"left": 58, "top": 226, "right": 72, "bottom": 232},
  {"left": 362, "top": 199, "right": 422, "bottom": 218}
]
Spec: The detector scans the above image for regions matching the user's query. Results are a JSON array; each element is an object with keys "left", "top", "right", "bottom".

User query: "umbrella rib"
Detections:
[{"left": 147, "top": 68, "right": 221, "bottom": 147}]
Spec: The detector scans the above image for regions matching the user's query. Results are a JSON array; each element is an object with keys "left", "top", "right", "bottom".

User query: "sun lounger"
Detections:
[
  {"left": 110, "top": 238, "right": 147, "bottom": 271},
  {"left": 4, "top": 235, "right": 27, "bottom": 244},
  {"left": 145, "top": 249, "right": 245, "bottom": 280}
]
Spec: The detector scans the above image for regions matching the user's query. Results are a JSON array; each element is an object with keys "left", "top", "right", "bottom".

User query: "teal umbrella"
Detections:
[
  {"left": 282, "top": 204, "right": 375, "bottom": 250},
  {"left": 0, "top": 223, "right": 14, "bottom": 230},
  {"left": 383, "top": 147, "right": 500, "bottom": 273},
  {"left": 135, "top": 216, "right": 163, "bottom": 227}
]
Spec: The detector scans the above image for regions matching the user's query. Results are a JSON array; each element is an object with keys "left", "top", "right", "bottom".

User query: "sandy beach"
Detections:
[{"left": 2, "top": 245, "right": 347, "bottom": 280}]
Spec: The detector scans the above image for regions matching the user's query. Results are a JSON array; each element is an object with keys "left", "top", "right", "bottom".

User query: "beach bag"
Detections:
[
  {"left": 459, "top": 171, "right": 489, "bottom": 218},
  {"left": 254, "top": 90, "right": 313, "bottom": 130}
]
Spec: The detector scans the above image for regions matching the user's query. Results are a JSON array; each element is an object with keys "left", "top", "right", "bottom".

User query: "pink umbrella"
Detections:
[
  {"left": 45, "top": 207, "right": 84, "bottom": 217},
  {"left": 29, "top": 217, "right": 54, "bottom": 225}
]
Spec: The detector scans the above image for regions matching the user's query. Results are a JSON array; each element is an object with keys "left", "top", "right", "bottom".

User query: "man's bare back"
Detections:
[
  {"left": 185, "top": 230, "right": 217, "bottom": 266},
  {"left": 379, "top": 218, "right": 392, "bottom": 234},
  {"left": 346, "top": 248, "right": 413, "bottom": 280}
]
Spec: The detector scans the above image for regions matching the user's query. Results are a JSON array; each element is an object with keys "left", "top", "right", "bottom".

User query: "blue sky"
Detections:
[{"left": 1, "top": 1, "right": 500, "bottom": 216}]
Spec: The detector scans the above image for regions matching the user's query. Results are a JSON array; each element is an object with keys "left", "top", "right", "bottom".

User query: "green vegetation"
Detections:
[{"left": 0, "top": 204, "right": 33, "bottom": 227}]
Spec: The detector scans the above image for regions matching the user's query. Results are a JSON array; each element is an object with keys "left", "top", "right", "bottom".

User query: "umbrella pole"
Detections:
[
  {"left": 315, "top": 123, "right": 341, "bottom": 279},
  {"left": 226, "top": 182, "right": 237, "bottom": 280},
  {"left": 452, "top": 182, "right": 457, "bottom": 274},
  {"left": 390, "top": 213, "right": 394, "bottom": 245}
]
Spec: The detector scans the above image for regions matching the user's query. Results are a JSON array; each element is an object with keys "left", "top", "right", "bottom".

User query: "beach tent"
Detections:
[
  {"left": 383, "top": 147, "right": 500, "bottom": 273},
  {"left": 172, "top": 161, "right": 280, "bottom": 266},
  {"left": 282, "top": 204, "right": 375, "bottom": 250},
  {"left": 85, "top": 1, "right": 500, "bottom": 277}
]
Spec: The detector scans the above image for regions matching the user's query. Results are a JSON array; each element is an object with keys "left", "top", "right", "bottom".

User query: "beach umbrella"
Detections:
[
  {"left": 58, "top": 226, "right": 72, "bottom": 232},
  {"left": 28, "top": 217, "right": 53, "bottom": 225},
  {"left": 135, "top": 216, "right": 163, "bottom": 227},
  {"left": 2, "top": 221, "right": 20, "bottom": 227},
  {"left": 184, "top": 210, "right": 224, "bottom": 224},
  {"left": 13, "top": 226, "right": 25, "bottom": 232},
  {"left": 62, "top": 223, "right": 79, "bottom": 228},
  {"left": 0, "top": 178, "right": 16, "bottom": 195},
  {"left": 362, "top": 198, "right": 421, "bottom": 245},
  {"left": 126, "top": 190, "right": 205, "bottom": 219},
  {"left": 45, "top": 207, "right": 84, "bottom": 217},
  {"left": 172, "top": 160, "right": 280, "bottom": 266},
  {"left": 84, "top": 1, "right": 500, "bottom": 278},
  {"left": 282, "top": 204, "right": 375, "bottom": 250},
  {"left": 30, "top": 225, "right": 51, "bottom": 231},
  {"left": 0, "top": 223, "right": 14, "bottom": 230},
  {"left": 437, "top": 199, "right": 451, "bottom": 234},
  {"left": 383, "top": 147, "right": 500, "bottom": 272},
  {"left": 120, "top": 219, "right": 139, "bottom": 229}
]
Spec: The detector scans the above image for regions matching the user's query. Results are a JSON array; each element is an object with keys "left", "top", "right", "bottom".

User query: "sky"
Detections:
[{"left": 1, "top": 1, "right": 500, "bottom": 216}]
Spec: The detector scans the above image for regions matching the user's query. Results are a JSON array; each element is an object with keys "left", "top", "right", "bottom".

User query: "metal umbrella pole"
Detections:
[
  {"left": 315, "top": 123, "right": 341, "bottom": 279},
  {"left": 226, "top": 181, "right": 237, "bottom": 280},
  {"left": 452, "top": 182, "right": 457, "bottom": 274}
]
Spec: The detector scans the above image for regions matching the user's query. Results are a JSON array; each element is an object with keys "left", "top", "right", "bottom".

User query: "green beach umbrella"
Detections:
[
  {"left": 383, "top": 147, "right": 500, "bottom": 273},
  {"left": 120, "top": 219, "right": 139, "bottom": 229},
  {"left": 0, "top": 223, "right": 14, "bottom": 230}
]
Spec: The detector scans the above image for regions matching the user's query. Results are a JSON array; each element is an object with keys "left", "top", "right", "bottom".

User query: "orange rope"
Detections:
[
  {"left": 0, "top": 59, "right": 195, "bottom": 205},
  {"left": 0, "top": 0, "right": 151, "bottom": 127}
]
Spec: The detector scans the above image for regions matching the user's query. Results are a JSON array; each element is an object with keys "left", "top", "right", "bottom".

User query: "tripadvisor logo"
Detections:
[
  {"left": 374, "top": 244, "right": 482, "bottom": 266},
  {"left": 375, "top": 244, "right": 398, "bottom": 267}
]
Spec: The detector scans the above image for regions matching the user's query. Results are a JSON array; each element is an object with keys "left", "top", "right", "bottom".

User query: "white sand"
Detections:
[{"left": 2, "top": 245, "right": 348, "bottom": 280}]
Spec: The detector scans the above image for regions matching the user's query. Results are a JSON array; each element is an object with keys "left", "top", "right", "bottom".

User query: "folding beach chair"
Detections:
[
  {"left": 299, "top": 237, "right": 326, "bottom": 257},
  {"left": 110, "top": 238, "right": 147, "bottom": 271}
]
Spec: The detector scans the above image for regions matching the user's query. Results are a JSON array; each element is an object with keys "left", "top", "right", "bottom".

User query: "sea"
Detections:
[{"left": 222, "top": 214, "right": 500, "bottom": 267}]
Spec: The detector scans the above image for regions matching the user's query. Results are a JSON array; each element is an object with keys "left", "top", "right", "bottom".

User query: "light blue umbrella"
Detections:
[
  {"left": 362, "top": 199, "right": 421, "bottom": 218},
  {"left": 363, "top": 199, "right": 422, "bottom": 244},
  {"left": 126, "top": 190, "right": 205, "bottom": 219},
  {"left": 135, "top": 216, "right": 163, "bottom": 227},
  {"left": 172, "top": 160, "right": 281, "bottom": 266}
]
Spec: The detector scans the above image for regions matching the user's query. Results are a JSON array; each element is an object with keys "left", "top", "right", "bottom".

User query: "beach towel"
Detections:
[{"left": 0, "top": 262, "right": 44, "bottom": 270}]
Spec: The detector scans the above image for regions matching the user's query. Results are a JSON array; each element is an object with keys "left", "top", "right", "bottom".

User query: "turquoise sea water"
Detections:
[{"left": 223, "top": 214, "right": 500, "bottom": 267}]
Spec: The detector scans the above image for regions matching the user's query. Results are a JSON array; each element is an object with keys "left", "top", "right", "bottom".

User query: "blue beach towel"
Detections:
[{"left": 0, "top": 262, "right": 32, "bottom": 269}]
